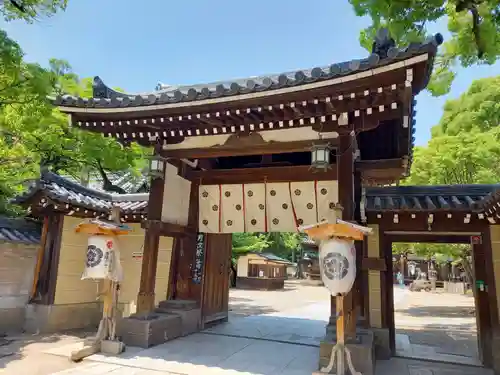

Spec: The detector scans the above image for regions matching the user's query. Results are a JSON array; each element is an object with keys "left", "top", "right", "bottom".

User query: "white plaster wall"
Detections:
[
  {"left": 161, "top": 163, "right": 191, "bottom": 226},
  {"left": 237, "top": 256, "right": 248, "bottom": 277}
]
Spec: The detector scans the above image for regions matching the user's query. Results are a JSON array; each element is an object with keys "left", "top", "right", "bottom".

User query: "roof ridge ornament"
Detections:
[
  {"left": 92, "top": 76, "right": 128, "bottom": 99},
  {"left": 372, "top": 28, "right": 397, "bottom": 59}
]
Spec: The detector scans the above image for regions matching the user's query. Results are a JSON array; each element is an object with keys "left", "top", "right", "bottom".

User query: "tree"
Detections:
[
  {"left": 232, "top": 233, "right": 271, "bottom": 256},
  {"left": 349, "top": 0, "right": 500, "bottom": 95},
  {"left": 0, "top": 32, "right": 147, "bottom": 214},
  {"left": 402, "top": 130, "right": 500, "bottom": 288},
  {"left": 404, "top": 128, "right": 500, "bottom": 186},
  {"left": 1, "top": 0, "right": 67, "bottom": 22},
  {"left": 264, "top": 232, "right": 306, "bottom": 261},
  {"left": 431, "top": 75, "right": 500, "bottom": 136}
]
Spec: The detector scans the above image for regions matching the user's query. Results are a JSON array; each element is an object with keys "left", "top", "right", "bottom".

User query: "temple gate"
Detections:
[{"left": 50, "top": 28, "right": 500, "bottom": 371}]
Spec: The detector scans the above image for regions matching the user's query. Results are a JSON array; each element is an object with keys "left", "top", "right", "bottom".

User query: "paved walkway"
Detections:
[
  {"left": 0, "top": 282, "right": 490, "bottom": 375},
  {"left": 394, "top": 289, "right": 480, "bottom": 366}
]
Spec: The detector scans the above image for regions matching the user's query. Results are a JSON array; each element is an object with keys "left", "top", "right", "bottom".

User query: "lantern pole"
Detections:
[
  {"left": 70, "top": 207, "right": 130, "bottom": 362},
  {"left": 301, "top": 220, "right": 371, "bottom": 375}
]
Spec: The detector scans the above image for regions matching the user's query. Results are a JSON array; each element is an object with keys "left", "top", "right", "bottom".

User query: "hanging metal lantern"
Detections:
[
  {"left": 147, "top": 155, "right": 167, "bottom": 179},
  {"left": 310, "top": 142, "right": 332, "bottom": 171}
]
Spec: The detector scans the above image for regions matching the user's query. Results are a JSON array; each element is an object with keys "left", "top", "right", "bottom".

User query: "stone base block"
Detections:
[
  {"left": 491, "top": 330, "right": 500, "bottom": 374},
  {"left": 319, "top": 329, "right": 375, "bottom": 375},
  {"left": 370, "top": 327, "right": 391, "bottom": 359},
  {"left": 24, "top": 302, "right": 102, "bottom": 334},
  {"left": 117, "top": 312, "right": 182, "bottom": 348},
  {"left": 158, "top": 300, "right": 198, "bottom": 310},
  {"left": 101, "top": 340, "right": 125, "bottom": 355},
  {"left": 0, "top": 307, "right": 25, "bottom": 333},
  {"left": 156, "top": 300, "right": 201, "bottom": 337}
]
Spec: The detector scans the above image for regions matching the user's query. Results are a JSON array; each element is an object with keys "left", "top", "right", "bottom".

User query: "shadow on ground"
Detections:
[
  {"left": 228, "top": 296, "right": 279, "bottom": 316},
  {"left": 0, "top": 329, "right": 93, "bottom": 371},
  {"left": 43, "top": 315, "right": 328, "bottom": 375},
  {"left": 396, "top": 325, "right": 479, "bottom": 358}
]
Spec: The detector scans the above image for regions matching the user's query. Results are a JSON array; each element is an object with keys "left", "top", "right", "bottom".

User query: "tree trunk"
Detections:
[
  {"left": 462, "top": 256, "right": 476, "bottom": 298},
  {"left": 80, "top": 166, "right": 90, "bottom": 187}
]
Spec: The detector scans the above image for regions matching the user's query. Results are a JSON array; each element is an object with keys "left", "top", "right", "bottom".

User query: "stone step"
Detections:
[{"left": 157, "top": 299, "right": 198, "bottom": 311}]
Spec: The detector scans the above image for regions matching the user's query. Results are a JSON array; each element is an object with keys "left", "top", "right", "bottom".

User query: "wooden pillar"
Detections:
[
  {"left": 367, "top": 224, "right": 383, "bottom": 328},
  {"left": 353, "top": 170, "right": 364, "bottom": 324},
  {"left": 487, "top": 225, "right": 500, "bottom": 373},
  {"left": 137, "top": 149, "right": 166, "bottom": 313},
  {"left": 333, "top": 132, "right": 355, "bottom": 335},
  {"left": 30, "top": 216, "right": 50, "bottom": 301},
  {"left": 382, "top": 235, "right": 396, "bottom": 355}
]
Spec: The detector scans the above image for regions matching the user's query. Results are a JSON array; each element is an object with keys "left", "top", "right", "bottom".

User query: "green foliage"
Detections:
[
  {"left": 232, "top": 232, "right": 305, "bottom": 261},
  {"left": 404, "top": 129, "right": 500, "bottom": 186},
  {"left": 431, "top": 75, "right": 500, "bottom": 136},
  {"left": 0, "top": 29, "right": 148, "bottom": 215},
  {"left": 349, "top": 0, "right": 500, "bottom": 95},
  {"left": 393, "top": 242, "right": 469, "bottom": 262},
  {"left": 397, "top": 74, "right": 496, "bottom": 270},
  {"left": 232, "top": 233, "right": 271, "bottom": 255},
  {"left": 1, "top": 0, "right": 67, "bottom": 22}
]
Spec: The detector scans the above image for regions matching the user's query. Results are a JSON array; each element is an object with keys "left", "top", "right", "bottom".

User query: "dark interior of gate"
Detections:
[{"left": 50, "top": 29, "right": 500, "bottom": 371}]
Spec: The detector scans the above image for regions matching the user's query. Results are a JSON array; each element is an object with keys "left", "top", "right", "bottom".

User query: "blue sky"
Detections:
[{"left": 2, "top": 0, "right": 499, "bottom": 146}]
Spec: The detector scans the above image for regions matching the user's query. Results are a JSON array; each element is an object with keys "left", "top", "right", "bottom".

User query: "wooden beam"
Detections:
[
  {"left": 188, "top": 165, "right": 337, "bottom": 185},
  {"left": 355, "top": 158, "right": 403, "bottom": 171},
  {"left": 362, "top": 257, "right": 387, "bottom": 271},
  {"left": 160, "top": 138, "right": 339, "bottom": 159},
  {"left": 141, "top": 220, "right": 195, "bottom": 238}
]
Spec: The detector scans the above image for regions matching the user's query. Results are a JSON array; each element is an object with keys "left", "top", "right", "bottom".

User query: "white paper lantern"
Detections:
[
  {"left": 319, "top": 238, "right": 356, "bottom": 295},
  {"left": 81, "top": 235, "right": 123, "bottom": 282}
]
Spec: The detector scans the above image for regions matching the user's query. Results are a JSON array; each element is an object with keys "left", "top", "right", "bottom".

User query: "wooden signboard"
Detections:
[{"left": 193, "top": 233, "right": 206, "bottom": 284}]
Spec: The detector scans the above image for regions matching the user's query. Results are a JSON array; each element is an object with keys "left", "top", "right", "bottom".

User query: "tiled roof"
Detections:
[
  {"left": 301, "top": 237, "right": 317, "bottom": 246},
  {"left": 13, "top": 170, "right": 148, "bottom": 216},
  {"left": 0, "top": 217, "right": 41, "bottom": 245},
  {"left": 253, "top": 252, "right": 293, "bottom": 264},
  {"left": 62, "top": 170, "right": 149, "bottom": 194},
  {"left": 365, "top": 185, "right": 500, "bottom": 212},
  {"left": 53, "top": 30, "right": 443, "bottom": 109},
  {"left": 15, "top": 171, "right": 499, "bottom": 219}
]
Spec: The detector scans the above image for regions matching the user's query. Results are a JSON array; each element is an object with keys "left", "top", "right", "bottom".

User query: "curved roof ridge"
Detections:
[
  {"left": 53, "top": 30, "right": 443, "bottom": 108},
  {"left": 366, "top": 184, "right": 500, "bottom": 196}
]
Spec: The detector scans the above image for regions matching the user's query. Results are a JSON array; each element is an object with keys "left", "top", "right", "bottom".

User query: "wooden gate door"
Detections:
[{"left": 201, "top": 233, "right": 232, "bottom": 326}]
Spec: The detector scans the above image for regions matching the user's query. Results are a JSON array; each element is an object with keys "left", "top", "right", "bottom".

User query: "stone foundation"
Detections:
[
  {"left": 492, "top": 330, "right": 500, "bottom": 375},
  {"left": 236, "top": 277, "right": 285, "bottom": 290},
  {"left": 156, "top": 300, "right": 201, "bottom": 336},
  {"left": 370, "top": 327, "right": 391, "bottom": 359},
  {"left": 319, "top": 329, "right": 375, "bottom": 375},
  {"left": 24, "top": 302, "right": 102, "bottom": 334},
  {"left": 117, "top": 312, "right": 182, "bottom": 348},
  {"left": 0, "top": 307, "right": 25, "bottom": 333}
]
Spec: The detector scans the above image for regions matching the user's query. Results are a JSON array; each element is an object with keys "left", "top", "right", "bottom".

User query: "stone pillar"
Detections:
[{"left": 137, "top": 151, "right": 166, "bottom": 314}]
